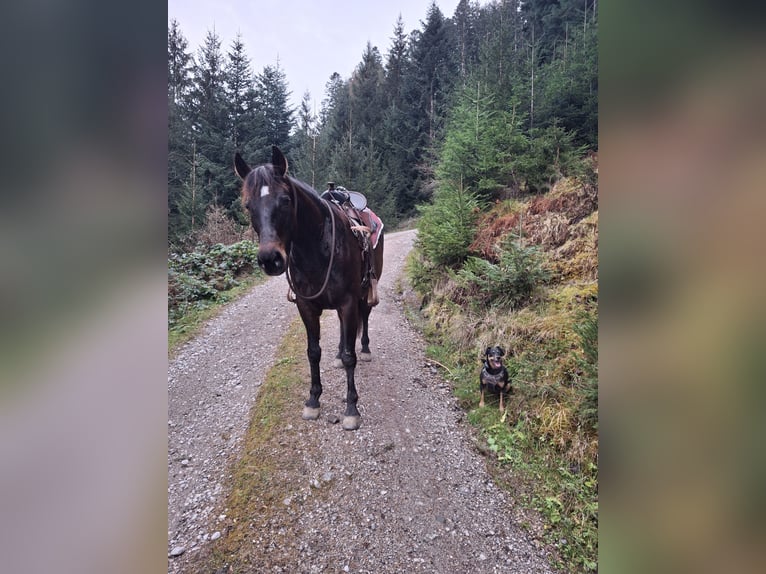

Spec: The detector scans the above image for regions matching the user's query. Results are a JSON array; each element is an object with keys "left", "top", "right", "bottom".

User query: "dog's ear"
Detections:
[
  {"left": 497, "top": 346, "right": 505, "bottom": 356},
  {"left": 485, "top": 347, "right": 491, "bottom": 357}
]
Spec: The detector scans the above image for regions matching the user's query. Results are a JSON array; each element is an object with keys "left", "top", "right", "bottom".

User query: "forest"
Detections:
[
  {"left": 169, "top": 1, "right": 598, "bottom": 571},
  {"left": 168, "top": 0, "right": 597, "bottom": 243}
]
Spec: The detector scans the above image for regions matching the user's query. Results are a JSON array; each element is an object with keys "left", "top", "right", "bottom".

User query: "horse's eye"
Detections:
[{"left": 278, "top": 194, "right": 291, "bottom": 207}]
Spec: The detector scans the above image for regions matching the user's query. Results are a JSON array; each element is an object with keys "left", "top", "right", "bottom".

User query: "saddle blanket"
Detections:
[{"left": 360, "top": 208, "right": 383, "bottom": 249}]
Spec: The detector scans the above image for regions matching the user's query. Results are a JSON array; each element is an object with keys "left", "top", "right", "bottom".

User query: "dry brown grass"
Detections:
[{"left": 470, "top": 180, "right": 598, "bottom": 278}]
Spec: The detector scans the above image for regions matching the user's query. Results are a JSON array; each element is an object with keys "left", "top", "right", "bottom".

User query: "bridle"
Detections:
[{"left": 284, "top": 180, "right": 337, "bottom": 301}]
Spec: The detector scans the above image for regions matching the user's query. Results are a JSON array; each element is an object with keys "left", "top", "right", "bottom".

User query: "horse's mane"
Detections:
[{"left": 288, "top": 175, "right": 322, "bottom": 199}]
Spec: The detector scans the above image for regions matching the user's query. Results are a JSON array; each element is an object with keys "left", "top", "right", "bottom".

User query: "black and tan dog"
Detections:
[{"left": 479, "top": 346, "right": 512, "bottom": 410}]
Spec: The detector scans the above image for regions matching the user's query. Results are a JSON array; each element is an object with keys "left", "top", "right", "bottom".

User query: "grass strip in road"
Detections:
[{"left": 191, "top": 318, "right": 317, "bottom": 574}]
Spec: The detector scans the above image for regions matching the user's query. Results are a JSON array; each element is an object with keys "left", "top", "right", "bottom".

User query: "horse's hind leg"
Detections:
[
  {"left": 332, "top": 310, "right": 345, "bottom": 369},
  {"left": 338, "top": 303, "right": 361, "bottom": 430},
  {"left": 359, "top": 302, "right": 372, "bottom": 362},
  {"left": 298, "top": 305, "right": 322, "bottom": 421}
]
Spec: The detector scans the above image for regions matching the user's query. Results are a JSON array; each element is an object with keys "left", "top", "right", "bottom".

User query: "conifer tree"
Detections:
[
  {"left": 451, "top": 0, "right": 481, "bottom": 82},
  {"left": 409, "top": 2, "right": 458, "bottom": 147},
  {"left": 291, "top": 91, "right": 319, "bottom": 187},
  {"left": 168, "top": 20, "right": 194, "bottom": 238},
  {"left": 224, "top": 33, "right": 252, "bottom": 149},
  {"left": 188, "top": 29, "right": 230, "bottom": 210},
  {"left": 252, "top": 63, "right": 295, "bottom": 159}
]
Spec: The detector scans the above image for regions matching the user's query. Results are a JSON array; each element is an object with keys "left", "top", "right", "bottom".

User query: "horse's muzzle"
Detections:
[{"left": 258, "top": 246, "right": 287, "bottom": 276}]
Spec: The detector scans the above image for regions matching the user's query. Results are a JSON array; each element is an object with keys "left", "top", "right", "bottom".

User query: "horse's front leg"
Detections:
[
  {"left": 339, "top": 303, "right": 361, "bottom": 430},
  {"left": 299, "top": 305, "right": 322, "bottom": 421}
]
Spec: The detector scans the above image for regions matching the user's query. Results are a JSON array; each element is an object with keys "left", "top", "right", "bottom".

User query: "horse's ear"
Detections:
[
  {"left": 234, "top": 153, "right": 251, "bottom": 180},
  {"left": 272, "top": 145, "right": 288, "bottom": 176}
]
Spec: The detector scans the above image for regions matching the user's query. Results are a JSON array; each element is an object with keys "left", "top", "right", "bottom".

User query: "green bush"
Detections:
[
  {"left": 168, "top": 240, "right": 260, "bottom": 324},
  {"left": 454, "top": 234, "right": 550, "bottom": 310}
]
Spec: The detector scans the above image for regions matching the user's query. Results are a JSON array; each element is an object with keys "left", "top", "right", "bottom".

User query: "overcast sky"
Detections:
[{"left": 168, "top": 0, "right": 464, "bottom": 111}]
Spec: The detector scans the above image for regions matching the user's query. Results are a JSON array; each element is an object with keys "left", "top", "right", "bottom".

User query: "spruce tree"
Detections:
[
  {"left": 168, "top": 20, "right": 194, "bottom": 238},
  {"left": 252, "top": 63, "right": 295, "bottom": 159},
  {"left": 224, "top": 33, "right": 252, "bottom": 150},
  {"left": 188, "top": 29, "right": 231, "bottom": 211},
  {"left": 291, "top": 91, "right": 319, "bottom": 187}
]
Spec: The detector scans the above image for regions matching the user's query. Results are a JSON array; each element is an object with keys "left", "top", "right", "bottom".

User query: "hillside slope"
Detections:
[{"left": 407, "top": 172, "right": 598, "bottom": 573}]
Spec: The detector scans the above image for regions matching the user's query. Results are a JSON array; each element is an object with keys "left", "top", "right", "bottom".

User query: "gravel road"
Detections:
[{"left": 168, "top": 229, "right": 557, "bottom": 573}]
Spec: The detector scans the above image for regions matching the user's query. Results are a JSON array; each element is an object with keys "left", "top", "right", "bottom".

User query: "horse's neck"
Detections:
[{"left": 291, "top": 180, "right": 332, "bottom": 255}]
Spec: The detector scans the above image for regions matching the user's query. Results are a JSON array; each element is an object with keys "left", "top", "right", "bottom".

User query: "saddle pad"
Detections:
[{"left": 360, "top": 208, "right": 384, "bottom": 249}]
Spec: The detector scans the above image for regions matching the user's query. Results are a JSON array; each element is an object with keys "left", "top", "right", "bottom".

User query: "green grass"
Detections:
[
  {"left": 400, "top": 246, "right": 598, "bottom": 574},
  {"left": 420, "top": 334, "right": 598, "bottom": 573}
]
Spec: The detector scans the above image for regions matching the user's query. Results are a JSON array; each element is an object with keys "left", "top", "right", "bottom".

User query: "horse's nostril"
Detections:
[{"left": 258, "top": 249, "right": 286, "bottom": 275}]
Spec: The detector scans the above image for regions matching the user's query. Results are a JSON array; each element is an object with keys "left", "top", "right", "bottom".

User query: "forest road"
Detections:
[{"left": 168, "top": 228, "right": 557, "bottom": 573}]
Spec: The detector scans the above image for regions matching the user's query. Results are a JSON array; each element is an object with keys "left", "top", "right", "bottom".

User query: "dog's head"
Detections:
[{"left": 484, "top": 346, "right": 506, "bottom": 370}]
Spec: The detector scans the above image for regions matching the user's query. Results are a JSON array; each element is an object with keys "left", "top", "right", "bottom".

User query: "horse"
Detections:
[{"left": 234, "top": 146, "right": 384, "bottom": 431}]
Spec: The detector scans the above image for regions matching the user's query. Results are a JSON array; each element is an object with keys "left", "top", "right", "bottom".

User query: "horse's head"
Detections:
[{"left": 235, "top": 146, "right": 294, "bottom": 276}]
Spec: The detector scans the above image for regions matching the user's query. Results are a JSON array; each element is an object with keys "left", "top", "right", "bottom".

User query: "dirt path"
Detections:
[
  {"left": 168, "top": 229, "right": 556, "bottom": 573},
  {"left": 167, "top": 270, "right": 297, "bottom": 564}
]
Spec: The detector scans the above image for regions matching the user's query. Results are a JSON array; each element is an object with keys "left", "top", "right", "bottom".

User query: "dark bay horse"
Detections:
[{"left": 234, "top": 146, "right": 384, "bottom": 430}]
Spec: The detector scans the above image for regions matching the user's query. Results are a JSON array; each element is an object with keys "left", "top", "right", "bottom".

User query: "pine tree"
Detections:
[
  {"left": 187, "top": 29, "right": 237, "bottom": 217},
  {"left": 379, "top": 15, "right": 422, "bottom": 220},
  {"left": 438, "top": 82, "right": 527, "bottom": 197},
  {"left": 224, "top": 33, "right": 252, "bottom": 149},
  {"left": 168, "top": 20, "right": 194, "bottom": 238},
  {"left": 168, "top": 19, "right": 192, "bottom": 106},
  {"left": 409, "top": 2, "right": 458, "bottom": 147},
  {"left": 350, "top": 42, "right": 385, "bottom": 138},
  {"left": 451, "top": 0, "right": 481, "bottom": 82},
  {"left": 535, "top": 8, "right": 597, "bottom": 147},
  {"left": 252, "top": 62, "right": 295, "bottom": 158},
  {"left": 328, "top": 42, "right": 387, "bottom": 206},
  {"left": 383, "top": 15, "right": 409, "bottom": 110},
  {"left": 291, "top": 91, "right": 319, "bottom": 187}
]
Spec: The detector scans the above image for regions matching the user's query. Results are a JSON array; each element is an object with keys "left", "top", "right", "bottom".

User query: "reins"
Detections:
[{"left": 285, "top": 184, "right": 336, "bottom": 301}]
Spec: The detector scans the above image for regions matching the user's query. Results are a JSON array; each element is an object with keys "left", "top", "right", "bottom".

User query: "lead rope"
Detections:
[{"left": 285, "top": 194, "right": 336, "bottom": 301}]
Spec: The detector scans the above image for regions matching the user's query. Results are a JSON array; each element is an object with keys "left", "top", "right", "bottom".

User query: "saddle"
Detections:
[{"left": 322, "top": 183, "right": 381, "bottom": 306}]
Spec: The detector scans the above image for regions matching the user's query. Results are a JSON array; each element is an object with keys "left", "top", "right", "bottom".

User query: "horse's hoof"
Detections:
[
  {"left": 332, "top": 358, "right": 344, "bottom": 369},
  {"left": 341, "top": 416, "right": 361, "bottom": 431},
  {"left": 359, "top": 352, "right": 372, "bottom": 362},
  {"left": 302, "top": 406, "right": 320, "bottom": 420}
]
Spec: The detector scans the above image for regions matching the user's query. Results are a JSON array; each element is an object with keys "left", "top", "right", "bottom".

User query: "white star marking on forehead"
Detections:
[{"left": 260, "top": 185, "right": 270, "bottom": 197}]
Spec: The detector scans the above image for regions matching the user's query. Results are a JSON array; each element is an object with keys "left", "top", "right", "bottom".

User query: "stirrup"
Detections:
[{"left": 367, "top": 277, "right": 379, "bottom": 307}]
